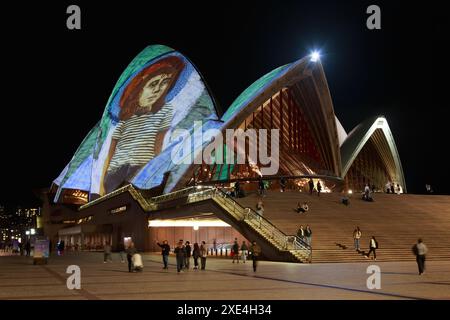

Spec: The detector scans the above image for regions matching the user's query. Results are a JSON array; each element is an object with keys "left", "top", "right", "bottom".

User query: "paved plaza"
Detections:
[{"left": 0, "top": 252, "right": 449, "bottom": 300}]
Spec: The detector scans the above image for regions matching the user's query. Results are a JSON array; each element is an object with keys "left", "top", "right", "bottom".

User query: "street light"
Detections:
[
  {"left": 26, "top": 231, "right": 30, "bottom": 235},
  {"left": 30, "top": 228, "right": 36, "bottom": 235},
  {"left": 310, "top": 50, "right": 321, "bottom": 62}
]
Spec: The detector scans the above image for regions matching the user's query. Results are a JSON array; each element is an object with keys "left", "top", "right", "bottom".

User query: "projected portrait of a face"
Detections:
[{"left": 100, "top": 56, "right": 185, "bottom": 194}]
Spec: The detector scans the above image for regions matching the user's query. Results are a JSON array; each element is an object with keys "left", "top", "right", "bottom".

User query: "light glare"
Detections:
[{"left": 310, "top": 51, "right": 320, "bottom": 62}]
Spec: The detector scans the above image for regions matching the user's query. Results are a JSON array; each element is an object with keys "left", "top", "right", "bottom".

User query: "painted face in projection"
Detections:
[{"left": 138, "top": 73, "right": 173, "bottom": 109}]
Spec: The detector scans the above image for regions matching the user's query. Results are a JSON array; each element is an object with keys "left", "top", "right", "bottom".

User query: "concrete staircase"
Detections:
[
  {"left": 148, "top": 187, "right": 312, "bottom": 263},
  {"left": 234, "top": 190, "right": 450, "bottom": 263}
]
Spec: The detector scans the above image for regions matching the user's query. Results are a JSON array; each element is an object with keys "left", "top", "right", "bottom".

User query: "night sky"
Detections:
[{"left": 1, "top": 1, "right": 447, "bottom": 207}]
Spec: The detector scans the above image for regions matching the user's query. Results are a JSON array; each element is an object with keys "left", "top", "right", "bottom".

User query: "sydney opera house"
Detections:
[{"left": 42, "top": 45, "right": 406, "bottom": 262}]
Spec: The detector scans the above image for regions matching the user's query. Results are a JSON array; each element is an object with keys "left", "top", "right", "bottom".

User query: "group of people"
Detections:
[
  {"left": 295, "top": 202, "right": 309, "bottom": 214},
  {"left": 308, "top": 178, "right": 322, "bottom": 196},
  {"left": 352, "top": 226, "right": 378, "bottom": 259},
  {"left": 385, "top": 181, "right": 402, "bottom": 194},
  {"left": 102, "top": 240, "right": 142, "bottom": 272},
  {"left": 158, "top": 239, "right": 208, "bottom": 272},
  {"left": 231, "top": 239, "right": 261, "bottom": 271},
  {"left": 296, "top": 225, "right": 313, "bottom": 246}
]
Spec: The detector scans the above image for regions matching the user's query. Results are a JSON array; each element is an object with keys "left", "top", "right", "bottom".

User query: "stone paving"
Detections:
[{"left": 0, "top": 252, "right": 449, "bottom": 300}]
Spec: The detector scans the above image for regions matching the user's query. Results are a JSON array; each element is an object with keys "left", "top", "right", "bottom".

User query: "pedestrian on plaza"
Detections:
[
  {"left": 240, "top": 241, "right": 248, "bottom": 263},
  {"left": 280, "top": 177, "right": 287, "bottom": 192},
  {"left": 258, "top": 176, "right": 265, "bottom": 196},
  {"left": 256, "top": 200, "right": 264, "bottom": 217},
  {"left": 249, "top": 241, "right": 262, "bottom": 272},
  {"left": 174, "top": 240, "right": 186, "bottom": 273},
  {"left": 353, "top": 227, "right": 362, "bottom": 252},
  {"left": 126, "top": 242, "right": 137, "bottom": 272},
  {"left": 386, "top": 181, "right": 391, "bottom": 193},
  {"left": 304, "top": 225, "right": 312, "bottom": 246},
  {"left": 184, "top": 241, "right": 192, "bottom": 269},
  {"left": 118, "top": 240, "right": 125, "bottom": 263},
  {"left": 364, "top": 184, "right": 370, "bottom": 200},
  {"left": 232, "top": 240, "right": 240, "bottom": 263},
  {"left": 25, "top": 241, "right": 31, "bottom": 257},
  {"left": 297, "top": 225, "right": 305, "bottom": 242},
  {"left": 365, "top": 236, "right": 378, "bottom": 260},
  {"left": 412, "top": 238, "right": 428, "bottom": 275},
  {"left": 308, "top": 178, "right": 314, "bottom": 195},
  {"left": 103, "top": 241, "right": 112, "bottom": 263},
  {"left": 200, "top": 241, "right": 208, "bottom": 270},
  {"left": 192, "top": 243, "right": 200, "bottom": 270},
  {"left": 316, "top": 181, "right": 322, "bottom": 197},
  {"left": 157, "top": 240, "right": 171, "bottom": 269}
]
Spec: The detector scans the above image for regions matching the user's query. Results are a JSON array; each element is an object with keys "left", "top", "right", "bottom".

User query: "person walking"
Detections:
[
  {"left": 308, "top": 178, "right": 314, "bottom": 195},
  {"left": 126, "top": 242, "right": 137, "bottom": 272},
  {"left": 353, "top": 227, "right": 362, "bottom": 252},
  {"left": 249, "top": 241, "right": 262, "bottom": 272},
  {"left": 157, "top": 240, "right": 171, "bottom": 269},
  {"left": 413, "top": 238, "right": 428, "bottom": 275},
  {"left": 103, "top": 241, "right": 112, "bottom": 263},
  {"left": 256, "top": 200, "right": 264, "bottom": 217},
  {"left": 192, "top": 243, "right": 200, "bottom": 270},
  {"left": 280, "top": 177, "right": 287, "bottom": 192},
  {"left": 184, "top": 241, "right": 192, "bottom": 269},
  {"left": 258, "top": 176, "right": 266, "bottom": 196},
  {"left": 25, "top": 241, "right": 31, "bottom": 257},
  {"left": 304, "top": 225, "right": 312, "bottom": 246},
  {"left": 365, "top": 236, "right": 378, "bottom": 260},
  {"left": 240, "top": 241, "right": 248, "bottom": 263},
  {"left": 297, "top": 225, "right": 305, "bottom": 242},
  {"left": 200, "top": 241, "right": 208, "bottom": 270},
  {"left": 364, "top": 184, "right": 371, "bottom": 201},
  {"left": 232, "top": 240, "right": 240, "bottom": 263},
  {"left": 174, "top": 240, "right": 186, "bottom": 273},
  {"left": 316, "top": 181, "right": 322, "bottom": 197},
  {"left": 118, "top": 240, "right": 125, "bottom": 263}
]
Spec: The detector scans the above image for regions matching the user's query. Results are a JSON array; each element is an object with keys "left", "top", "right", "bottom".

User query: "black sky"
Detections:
[{"left": 1, "top": 1, "right": 448, "bottom": 206}]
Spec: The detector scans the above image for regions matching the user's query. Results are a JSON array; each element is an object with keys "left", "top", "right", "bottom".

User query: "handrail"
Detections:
[{"left": 147, "top": 185, "right": 311, "bottom": 261}]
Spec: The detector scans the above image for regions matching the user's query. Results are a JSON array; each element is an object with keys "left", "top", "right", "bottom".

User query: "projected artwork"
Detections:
[{"left": 53, "top": 45, "right": 218, "bottom": 201}]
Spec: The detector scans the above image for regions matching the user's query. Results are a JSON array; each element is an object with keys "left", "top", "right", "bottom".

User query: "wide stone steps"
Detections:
[{"left": 235, "top": 191, "right": 450, "bottom": 263}]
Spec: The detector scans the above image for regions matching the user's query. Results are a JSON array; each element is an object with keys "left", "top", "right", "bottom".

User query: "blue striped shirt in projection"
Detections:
[{"left": 107, "top": 103, "right": 173, "bottom": 173}]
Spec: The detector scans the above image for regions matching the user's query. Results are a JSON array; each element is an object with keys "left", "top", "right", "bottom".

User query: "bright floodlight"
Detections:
[{"left": 310, "top": 51, "right": 320, "bottom": 62}]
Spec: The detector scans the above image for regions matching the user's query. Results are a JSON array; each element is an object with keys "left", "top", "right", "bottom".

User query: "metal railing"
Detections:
[{"left": 148, "top": 186, "right": 312, "bottom": 262}]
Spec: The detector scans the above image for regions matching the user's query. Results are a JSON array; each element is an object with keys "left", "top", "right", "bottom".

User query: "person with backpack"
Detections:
[
  {"left": 412, "top": 238, "right": 428, "bottom": 275},
  {"left": 365, "top": 236, "right": 378, "bottom": 260}
]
